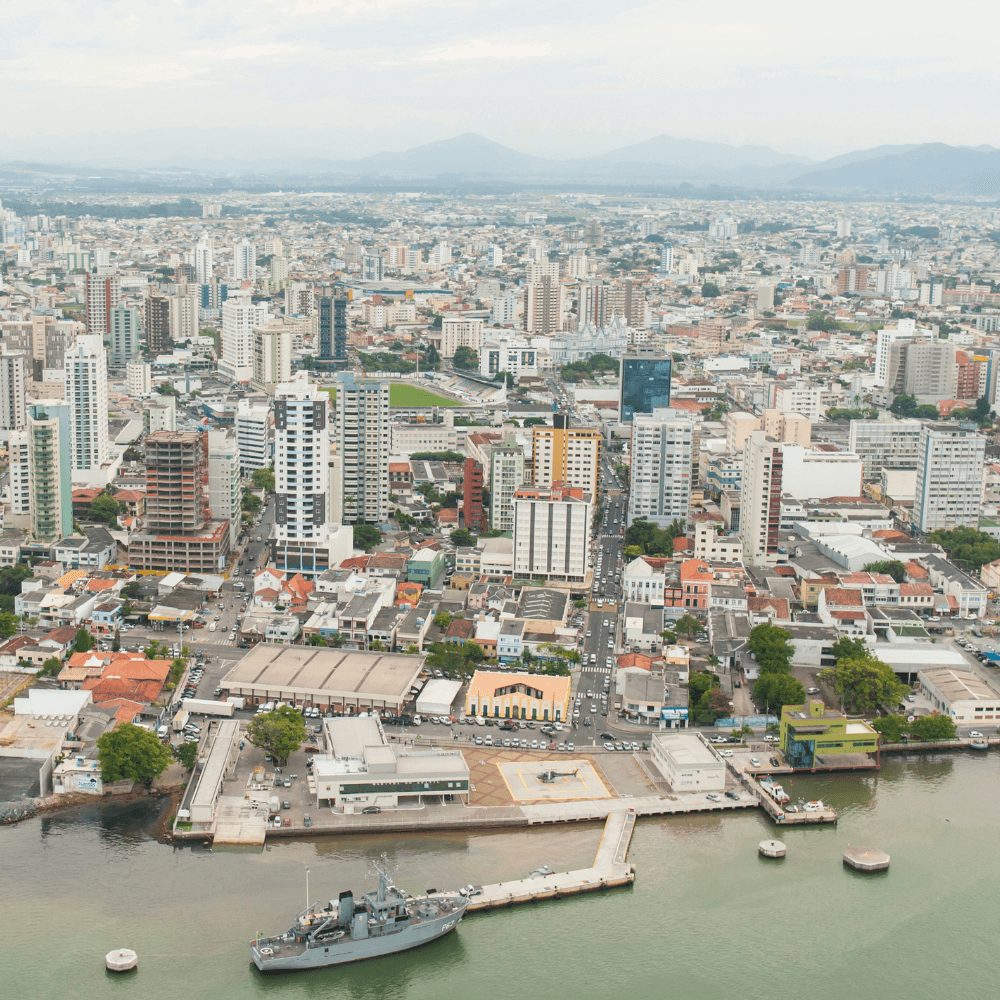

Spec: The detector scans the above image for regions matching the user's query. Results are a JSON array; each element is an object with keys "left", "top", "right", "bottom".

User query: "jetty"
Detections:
[{"left": 465, "top": 809, "right": 636, "bottom": 913}]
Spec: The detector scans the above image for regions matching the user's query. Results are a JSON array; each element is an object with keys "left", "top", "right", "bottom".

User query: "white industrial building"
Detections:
[
  {"left": 917, "top": 667, "right": 1000, "bottom": 725},
  {"left": 650, "top": 733, "right": 725, "bottom": 791}
]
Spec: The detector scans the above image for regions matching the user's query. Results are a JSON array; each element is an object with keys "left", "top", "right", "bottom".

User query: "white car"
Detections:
[
  {"left": 969, "top": 730, "right": 984, "bottom": 738},
  {"left": 719, "top": 749, "right": 733, "bottom": 757},
  {"left": 711, "top": 736, "right": 728, "bottom": 744}
]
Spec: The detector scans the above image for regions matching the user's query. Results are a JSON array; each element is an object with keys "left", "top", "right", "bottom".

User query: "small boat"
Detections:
[
  {"left": 526, "top": 865, "right": 554, "bottom": 879},
  {"left": 803, "top": 800, "right": 825, "bottom": 812},
  {"left": 969, "top": 738, "right": 989, "bottom": 750},
  {"left": 770, "top": 785, "right": 790, "bottom": 803}
]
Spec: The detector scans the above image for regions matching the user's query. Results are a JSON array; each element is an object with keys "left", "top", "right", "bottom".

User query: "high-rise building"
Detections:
[
  {"left": 624, "top": 279, "right": 646, "bottom": 328},
  {"left": 568, "top": 251, "right": 589, "bottom": 279},
  {"left": 207, "top": 428, "right": 241, "bottom": 549},
  {"left": 757, "top": 283, "right": 776, "bottom": 311},
  {"left": 0, "top": 346, "right": 27, "bottom": 436},
  {"left": 440, "top": 317, "right": 484, "bottom": 359},
  {"left": 251, "top": 323, "right": 292, "bottom": 395},
  {"left": 108, "top": 305, "right": 140, "bottom": 366},
  {"left": 491, "top": 289, "right": 520, "bottom": 326},
  {"left": 739, "top": 431, "right": 784, "bottom": 566},
  {"left": 726, "top": 411, "right": 760, "bottom": 453},
  {"left": 194, "top": 239, "right": 214, "bottom": 284},
  {"left": 235, "top": 399, "right": 272, "bottom": 478},
  {"left": 147, "top": 287, "right": 172, "bottom": 353},
  {"left": 127, "top": 359, "right": 152, "bottom": 399},
  {"left": 578, "top": 281, "right": 609, "bottom": 328},
  {"left": 7, "top": 428, "right": 30, "bottom": 528},
  {"left": 524, "top": 276, "right": 563, "bottom": 334},
  {"left": 232, "top": 239, "right": 256, "bottom": 282},
  {"left": 627, "top": 410, "right": 694, "bottom": 528},
  {"left": 886, "top": 340, "right": 956, "bottom": 400},
  {"left": 836, "top": 267, "right": 869, "bottom": 294},
  {"left": 487, "top": 245, "right": 503, "bottom": 268},
  {"left": 848, "top": 416, "right": 924, "bottom": 477},
  {"left": 0, "top": 315, "right": 77, "bottom": 370},
  {"left": 836, "top": 216, "right": 852, "bottom": 238},
  {"left": 512, "top": 484, "right": 592, "bottom": 583},
  {"left": 84, "top": 270, "right": 121, "bottom": 337},
  {"left": 874, "top": 319, "right": 920, "bottom": 387},
  {"left": 130, "top": 431, "right": 231, "bottom": 572},
  {"left": 335, "top": 372, "right": 389, "bottom": 526},
  {"left": 914, "top": 423, "right": 986, "bottom": 533},
  {"left": 27, "top": 401, "right": 73, "bottom": 542},
  {"left": 463, "top": 457, "right": 487, "bottom": 533},
  {"left": 270, "top": 255, "right": 289, "bottom": 288},
  {"left": 532, "top": 415, "right": 601, "bottom": 494},
  {"left": 431, "top": 243, "right": 452, "bottom": 268},
  {"left": 64, "top": 334, "right": 110, "bottom": 482},
  {"left": 219, "top": 292, "right": 267, "bottom": 383},
  {"left": 619, "top": 351, "right": 672, "bottom": 422},
  {"left": 489, "top": 446, "right": 525, "bottom": 534},
  {"left": 272, "top": 373, "right": 338, "bottom": 576},
  {"left": 659, "top": 245, "right": 674, "bottom": 273},
  {"left": 286, "top": 282, "right": 314, "bottom": 318},
  {"left": 762, "top": 409, "right": 812, "bottom": 447},
  {"left": 771, "top": 381, "right": 822, "bottom": 422},
  {"left": 361, "top": 254, "right": 384, "bottom": 282},
  {"left": 318, "top": 288, "right": 348, "bottom": 363}
]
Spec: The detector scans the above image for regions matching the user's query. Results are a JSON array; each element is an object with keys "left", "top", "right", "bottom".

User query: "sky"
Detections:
[{"left": 2, "top": 0, "right": 998, "bottom": 165}]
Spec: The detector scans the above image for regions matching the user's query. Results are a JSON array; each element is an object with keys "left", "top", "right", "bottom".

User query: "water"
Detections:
[{"left": 3, "top": 753, "right": 997, "bottom": 1000}]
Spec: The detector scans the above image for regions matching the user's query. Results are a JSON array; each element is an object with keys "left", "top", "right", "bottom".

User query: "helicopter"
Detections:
[{"left": 537, "top": 768, "right": 579, "bottom": 784}]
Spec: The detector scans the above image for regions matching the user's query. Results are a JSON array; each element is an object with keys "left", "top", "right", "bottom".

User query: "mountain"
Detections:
[
  {"left": 602, "top": 134, "right": 812, "bottom": 170},
  {"left": 790, "top": 143, "right": 1000, "bottom": 193},
  {"left": 355, "top": 132, "right": 545, "bottom": 176}
]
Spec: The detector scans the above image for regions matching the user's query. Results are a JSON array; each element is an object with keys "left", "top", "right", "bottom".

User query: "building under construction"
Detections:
[{"left": 129, "top": 431, "right": 232, "bottom": 573}]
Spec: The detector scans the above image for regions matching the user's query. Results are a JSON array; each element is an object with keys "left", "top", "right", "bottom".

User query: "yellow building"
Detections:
[
  {"left": 532, "top": 417, "right": 601, "bottom": 494},
  {"left": 465, "top": 670, "right": 571, "bottom": 723}
]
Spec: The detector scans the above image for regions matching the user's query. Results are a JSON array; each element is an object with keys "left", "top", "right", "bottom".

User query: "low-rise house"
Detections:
[
  {"left": 816, "top": 587, "right": 869, "bottom": 636},
  {"left": 265, "top": 616, "right": 302, "bottom": 644},
  {"left": 624, "top": 602, "right": 664, "bottom": 652}
]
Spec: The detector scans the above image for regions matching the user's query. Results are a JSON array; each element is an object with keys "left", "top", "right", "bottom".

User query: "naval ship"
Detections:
[{"left": 250, "top": 857, "right": 467, "bottom": 972}]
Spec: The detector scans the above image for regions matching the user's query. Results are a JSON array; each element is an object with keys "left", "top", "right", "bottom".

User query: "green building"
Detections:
[
  {"left": 779, "top": 699, "right": 878, "bottom": 769},
  {"left": 27, "top": 402, "right": 73, "bottom": 543},
  {"left": 407, "top": 548, "right": 444, "bottom": 589}
]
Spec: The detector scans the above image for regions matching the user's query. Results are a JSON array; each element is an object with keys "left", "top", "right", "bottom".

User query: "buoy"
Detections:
[
  {"left": 758, "top": 839, "right": 786, "bottom": 858},
  {"left": 105, "top": 948, "right": 138, "bottom": 972},
  {"left": 843, "top": 846, "right": 890, "bottom": 872}
]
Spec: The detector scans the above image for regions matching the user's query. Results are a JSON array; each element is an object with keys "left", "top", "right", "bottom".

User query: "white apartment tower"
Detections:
[
  {"left": 874, "top": 319, "right": 920, "bottom": 387},
  {"left": 848, "top": 416, "right": 923, "bottom": 477},
  {"left": 335, "top": 372, "right": 389, "bottom": 525},
  {"left": 219, "top": 292, "right": 268, "bottom": 383},
  {"left": 84, "top": 271, "right": 121, "bottom": 337},
  {"left": 232, "top": 239, "right": 257, "bottom": 282},
  {"left": 168, "top": 290, "right": 199, "bottom": 343},
  {"left": 195, "top": 239, "right": 214, "bottom": 284},
  {"left": 489, "top": 447, "right": 526, "bottom": 533},
  {"left": 914, "top": 423, "right": 986, "bottom": 533},
  {"left": 127, "top": 359, "right": 152, "bottom": 398},
  {"left": 235, "top": 399, "right": 272, "bottom": 478},
  {"left": 64, "top": 334, "right": 110, "bottom": 483},
  {"left": 207, "top": 428, "right": 241, "bottom": 549},
  {"left": 513, "top": 487, "right": 592, "bottom": 583},
  {"left": 739, "top": 431, "right": 785, "bottom": 566},
  {"left": 251, "top": 324, "right": 292, "bottom": 396},
  {"left": 627, "top": 410, "right": 694, "bottom": 528},
  {"left": 7, "top": 428, "right": 30, "bottom": 527},
  {"left": 440, "top": 317, "right": 485, "bottom": 359},
  {"left": 0, "top": 346, "right": 27, "bottom": 436}
]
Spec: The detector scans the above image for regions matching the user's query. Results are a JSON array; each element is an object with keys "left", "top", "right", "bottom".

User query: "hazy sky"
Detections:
[{"left": 3, "top": 0, "right": 997, "bottom": 162}]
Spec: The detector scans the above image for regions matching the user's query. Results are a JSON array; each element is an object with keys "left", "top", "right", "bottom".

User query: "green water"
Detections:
[{"left": 3, "top": 752, "right": 997, "bottom": 1000}]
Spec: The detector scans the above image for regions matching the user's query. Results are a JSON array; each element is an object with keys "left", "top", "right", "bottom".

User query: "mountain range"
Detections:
[{"left": 3, "top": 130, "right": 1000, "bottom": 195}]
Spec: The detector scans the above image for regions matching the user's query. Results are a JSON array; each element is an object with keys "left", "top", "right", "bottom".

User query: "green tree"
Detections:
[
  {"left": 97, "top": 722, "right": 174, "bottom": 788},
  {"left": 111, "top": 628, "right": 121, "bottom": 652},
  {"left": 450, "top": 528, "right": 473, "bottom": 547},
  {"left": 38, "top": 656, "right": 62, "bottom": 677},
  {"left": 926, "top": 526, "right": 1000, "bottom": 571},
  {"left": 353, "top": 524, "right": 382, "bottom": 551},
  {"left": 674, "top": 614, "right": 702, "bottom": 635},
  {"left": 688, "top": 670, "right": 719, "bottom": 706},
  {"left": 701, "top": 282, "right": 721, "bottom": 298},
  {"left": 433, "top": 611, "right": 453, "bottom": 629},
  {"left": 251, "top": 468, "right": 275, "bottom": 492},
  {"left": 173, "top": 741, "right": 199, "bottom": 770},
  {"left": 753, "top": 673, "right": 806, "bottom": 714},
  {"left": 910, "top": 714, "right": 958, "bottom": 741},
  {"left": 452, "top": 345, "right": 479, "bottom": 370},
  {"left": 829, "top": 636, "right": 868, "bottom": 663},
  {"left": 871, "top": 714, "right": 907, "bottom": 743},
  {"left": 862, "top": 560, "right": 907, "bottom": 584},
  {"left": 747, "top": 623, "right": 794, "bottom": 675},
  {"left": 87, "top": 493, "right": 123, "bottom": 527},
  {"left": 121, "top": 581, "right": 143, "bottom": 600},
  {"left": 820, "top": 653, "right": 906, "bottom": 715},
  {"left": 0, "top": 611, "right": 18, "bottom": 639},
  {"left": 74, "top": 627, "right": 93, "bottom": 652},
  {"left": 732, "top": 723, "right": 754, "bottom": 741},
  {"left": 623, "top": 544, "right": 642, "bottom": 559},
  {"left": 246, "top": 706, "right": 308, "bottom": 766}
]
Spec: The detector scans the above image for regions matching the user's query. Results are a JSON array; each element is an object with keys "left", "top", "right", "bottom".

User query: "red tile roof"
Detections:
[{"left": 823, "top": 587, "right": 864, "bottom": 607}]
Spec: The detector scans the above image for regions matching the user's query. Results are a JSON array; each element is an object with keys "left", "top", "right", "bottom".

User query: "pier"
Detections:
[
  {"left": 729, "top": 763, "right": 839, "bottom": 825},
  {"left": 465, "top": 809, "right": 636, "bottom": 914}
]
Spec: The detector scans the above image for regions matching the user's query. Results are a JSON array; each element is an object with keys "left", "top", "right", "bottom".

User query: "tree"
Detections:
[
  {"left": 74, "top": 627, "right": 93, "bottom": 652},
  {"left": 820, "top": 653, "right": 906, "bottom": 715},
  {"left": 747, "top": 623, "right": 794, "bottom": 675},
  {"left": 452, "top": 345, "right": 479, "bottom": 370},
  {"left": 251, "top": 468, "right": 275, "bottom": 492},
  {"left": 0, "top": 611, "right": 18, "bottom": 639},
  {"left": 87, "top": 493, "right": 123, "bottom": 528},
  {"left": 926, "top": 526, "right": 1000, "bottom": 571},
  {"left": 862, "top": 560, "right": 907, "bottom": 584},
  {"left": 688, "top": 670, "right": 719, "bottom": 705},
  {"left": 450, "top": 528, "right": 473, "bottom": 547},
  {"left": 732, "top": 723, "right": 754, "bottom": 741},
  {"left": 111, "top": 628, "right": 121, "bottom": 652},
  {"left": 97, "top": 722, "right": 174, "bottom": 788},
  {"left": 173, "top": 741, "right": 199, "bottom": 770},
  {"left": 674, "top": 614, "right": 702, "bottom": 635},
  {"left": 246, "top": 706, "right": 308, "bottom": 766},
  {"left": 434, "top": 611, "right": 453, "bottom": 629},
  {"left": 701, "top": 282, "right": 721, "bottom": 298},
  {"left": 910, "top": 714, "right": 958, "bottom": 741},
  {"left": 829, "top": 636, "right": 868, "bottom": 664},
  {"left": 121, "top": 581, "right": 143, "bottom": 601},
  {"left": 353, "top": 525, "right": 382, "bottom": 552},
  {"left": 623, "top": 545, "right": 642, "bottom": 559},
  {"left": 753, "top": 673, "right": 806, "bottom": 714},
  {"left": 38, "top": 656, "right": 62, "bottom": 677},
  {"left": 871, "top": 714, "right": 907, "bottom": 743}
]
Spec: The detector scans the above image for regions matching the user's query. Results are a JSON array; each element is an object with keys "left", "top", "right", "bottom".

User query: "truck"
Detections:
[
  {"left": 181, "top": 698, "right": 235, "bottom": 717},
  {"left": 268, "top": 796, "right": 280, "bottom": 817},
  {"left": 172, "top": 709, "right": 190, "bottom": 733},
  {"left": 225, "top": 696, "right": 245, "bottom": 710}
]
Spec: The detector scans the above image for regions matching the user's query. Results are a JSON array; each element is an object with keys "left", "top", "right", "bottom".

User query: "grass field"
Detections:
[{"left": 321, "top": 383, "right": 460, "bottom": 407}]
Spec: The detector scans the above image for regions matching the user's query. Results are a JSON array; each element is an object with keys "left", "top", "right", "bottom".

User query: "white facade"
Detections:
[
  {"left": 487, "top": 245, "right": 503, "bottom": 268},
  {"left": 874, "top": 320, "right": 920, "bottom": 387},
  {"left": 0, "top": 347, "right": 27, "bottom": 435},
  {"left": 251, "top": 324, "right": 292, "bottom": 395},
  {"left": 207, "top": 429, "right": 241, "bottom": 549},
  {"left": 219, "top": 292, "right": 268, "bottom": 383},
  {"left": 235, "top": 399, "right": 272, "bottom": 478},
  {"left": 126, "top": 359, "right": 152, "bottom": 399},
  {"left": 195, "top": 239, "right": 214, "bottom": 284},
  {"left": 627, "top": 409, "right": 693, "bottom": 528},
  {"left": 7, "top": 428, "right": 30, "bottom": 526},
  {"left": 914, "top": 423, "right": 986, "bottom": 533},
  {"left": 623, "top": 556, "right": 666, "bottom": 605},
  {"left": 650, "top": 733, "right": 725, "bottom": 791},
  {"left": 232, "top": 239, "right": 256, "bottom": 282},
  {"left": 780, "top": 445, "right": 863, "bottom": 499},
  {"left": 64, "top": 334, "right": 110, "bottom": 482},
  {"left": 168, "top": 290, "right": 199, "bottom": 342},
  {"left": 693, "top": 518, "right": 743, "bottom": 564},
  {"left": 335, "top": 373, "right": 389, "bottom": 526},
  {"left": 739, "top": 431, "right": 783, "bottom": 566},
  {"left": 772, "top": 382, "right": 822, "bottom": 422},
  {"left": 440, "top": 317, "right": 484, "bottom": 359},
  {"left": 479, "top": 336, "right": 538, "bottom": 380},
  {"left": 848, "top": 416, "right": 923, "bottom": 477},
  {"left": 489, "top": 447, "right": 525, "bottom": 533},
  {"left": 491, "top": 289, "right": 520, "bottom": 325},
  {"left": 513, "top": 491, "right": 591, "bottom": 583}
]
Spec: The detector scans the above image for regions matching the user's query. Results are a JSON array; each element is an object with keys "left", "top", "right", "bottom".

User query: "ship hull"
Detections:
[{"left": 251, "top": 908, "right": 464, "bottom": 972}]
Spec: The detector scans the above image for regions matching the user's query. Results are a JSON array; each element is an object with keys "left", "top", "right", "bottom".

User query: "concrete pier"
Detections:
[
  {"left": 759, "top": 839, "right": 786, "bottom": 858},
  {"left": 465, "top": 809, "right": 636, "bottom": 914},
  {"left": 105, "top": 949, "right": 138, "bottom": 972},
  {"left": 843, "top": 846, "right": 890, "bottom": 872}
]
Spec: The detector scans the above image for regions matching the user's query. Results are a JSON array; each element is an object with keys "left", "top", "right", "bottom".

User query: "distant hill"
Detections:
[{"left": 601, "top": 134, "right": 812, "bottom": 170}]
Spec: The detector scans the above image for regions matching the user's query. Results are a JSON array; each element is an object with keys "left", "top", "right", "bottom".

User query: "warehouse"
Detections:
[
  {"left": 220, "top": 645, "right": 426, "bottom": 715},
  {"left": 917, "top": 667, "right": 1000, "bottom": 725},
  {"left": 415, "top": 678, "right": 463, "bottom": 717}
]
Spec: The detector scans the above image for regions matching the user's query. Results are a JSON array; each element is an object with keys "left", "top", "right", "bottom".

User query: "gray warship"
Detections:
[{"left": 250, "top": 857, "right": 467, "bottom": 972}]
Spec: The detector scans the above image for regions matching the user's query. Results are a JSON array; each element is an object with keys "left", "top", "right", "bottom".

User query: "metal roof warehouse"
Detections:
[{"left": 220, "top": 646, "right": 427, "bottom": 713}]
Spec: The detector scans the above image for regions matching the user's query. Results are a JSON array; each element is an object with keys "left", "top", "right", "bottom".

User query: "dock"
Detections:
[
  {"left": 465, "top": 810, "right": 636, "bottom": 913},
  {"left": 729, "top": 763, "right": 839, "bottom": 826}
]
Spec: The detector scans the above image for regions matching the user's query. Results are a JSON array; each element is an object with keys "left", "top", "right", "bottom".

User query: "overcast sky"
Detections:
[{"left": 3, "top": 0, "right": 997, "bottom": 163}]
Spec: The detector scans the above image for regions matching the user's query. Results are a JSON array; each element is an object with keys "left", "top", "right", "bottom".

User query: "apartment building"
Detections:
[
  {"left": 108, "top": 305, "right": 140, "bottom": 366},
  {"left": 0, "top": 346, "right": 27, "bottom": 437},
  {"left": 27, "top": 402, "right": 73, "bottom": 543},
  {"left": 848, "top": 416, "right": 923, "bottom": 478},
  {"left": 726, "top": 411, "right": 760, "bottom": 453},
  {"left": 771, "top": 382, "right": 822, "bottom": 422},
  {"left": 84, "top": 270, "right": 121, "bottom": 337},
  {"left": 739, "top": 431, "right": 784, "bottom": 566},
  {"left": 440, "top": 317, "right": 484, "bottom": 359},
  {"left": 532, "top": 415, "right": 601, "bottom": 495},
  {"left": 627, "top": 409, "right": 693, "bottom": 528},
  {"left": 914, "top": 423, "right": 986, "bottom": 533},
  {"left": 489, "top": 447, "right": 526, "bottom": 533},
  {"left": 235, "top": 399, "right": 272, "bottom": 477},
  {"left": 208, "top": 429, "right": 241, "bottom": 549},
  {"left": 251, "top": 323, "right": 292, "bottom": 395},
  {"left": 335, "top": 372, "right": 389, "bottom": 526},
  {"left": 219, "top": 292, "right": 268, "bottom": 383},
  {"left": 513, "top": 484, "right": 592, "bottom": 584},
  {"left": 7, "top": 428, "right": 30, "bottom": 528},
  {"left": 762, "top": 409, "right": 811, "bottom": 446},
  {"left": 64, "top": 334, "right": 111, "bottom": 484},
  {"left": 524, "top": 276, "right": 563, "bottom": 335}
]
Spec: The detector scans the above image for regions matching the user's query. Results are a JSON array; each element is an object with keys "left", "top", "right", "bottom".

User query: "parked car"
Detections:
[
  {"left": 769, "top": 757, "right": 781, "bottom": 767},
  {"left": 361, "top": 806, "right": 381, "bottom": 815},
  {"left": 724, "top": 790, "right": 739, "bottom": 801}
]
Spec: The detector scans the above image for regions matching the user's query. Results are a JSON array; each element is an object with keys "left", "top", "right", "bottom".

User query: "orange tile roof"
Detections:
[
  {"left": 56, "top": 569, "right": 88, "bottom": 588},
  {"left": 823, "top": 588, "right": 864, "bottom": 607},
  {"left": 95, "top": 697, "right": 147, "bottom": 726},
  {"left": 87, "top": 579, "right": 119, "bottom": 592}
]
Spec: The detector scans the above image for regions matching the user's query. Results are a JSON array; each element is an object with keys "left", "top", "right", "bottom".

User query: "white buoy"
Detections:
[{"left": 105, "top": 948, "right": 138, "bottom": 972}]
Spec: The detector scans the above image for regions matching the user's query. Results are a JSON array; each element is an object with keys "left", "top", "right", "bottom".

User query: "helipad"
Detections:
[{"left": 497, "top": 758, "right": 612, "bottom": 802}]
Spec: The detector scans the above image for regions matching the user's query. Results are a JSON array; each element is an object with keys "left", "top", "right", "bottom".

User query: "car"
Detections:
[
  {"left": 769, "top": 757, "right": 781, "bottom": 767},
  {"left": 603, "top": 742, "right": 614, "bottom": 750},
  {"left": 724, "top": 790, "right": 739, "bottom": 801},
  {"left": 749, "top": 758, "right": 760, "bottom": 767},
  {"left": 600, "top": 731, "right": 614, "bottom": 740},
  {"left": 585, "top": 630, "right": 592, "bottom": 638},
  {"left": 282, "top": 817, "right": 292, "bottom": 827},
  {"left": 719, "top": 749, "right": 733, "bottom": 757},
  {"left": 282, "top": 800, "right": 290, "bottom": 810},
  {"left": 557, "top": 742, "right": 567, "bottom": 751},
  {"left": 273, "top": 816, "right": 282, "bottom": 828},
  {"left": 361, "top": 806, "right": 381, "bottom": 815},
  {"left": 763, "top": 734, "right": 777, "bottom": 743},
  {"left": 474, "top": 736, "right": 483, "bottom": 745},
  {"left": 567, "top": 742, "right": 575, "bottom": 751},
  {"left": 303, "top": 814, "right": 311, "bottom": 827},
  {"left": 630, "top": 742, "right": 639, "bottom": 751},
  {"left": 806, "top": 687, "right": 820, "bottom": 695},
  {"left": 711, "top": 736, "right": 728, "bottom": 744},
  {"left": 614, "top": 742, "right": 624, "bottom": 751},
  {"left": 502, "top": 739, "right": 511, "bottom": 747},
  {"left": 969, "top": 731, "right": 984, "bottom": 738},
  {"left": 530, "top": 739, "right": 539, "bottom": 749},
  {"left": 706, "top": 793, "right": 721, "bottom": 801}
]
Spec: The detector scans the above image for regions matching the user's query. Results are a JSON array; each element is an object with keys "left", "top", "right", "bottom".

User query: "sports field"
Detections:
[{"left": 388, "top": 384, "right": 460, "bottom": 407}]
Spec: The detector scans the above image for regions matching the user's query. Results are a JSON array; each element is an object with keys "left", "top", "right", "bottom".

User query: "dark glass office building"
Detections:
[
  {"left": 619, "top": 353, "right": 672, "bottom": 421},
  {"left": 318, "top": 291, "right": 348, "bottom": 363}
]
